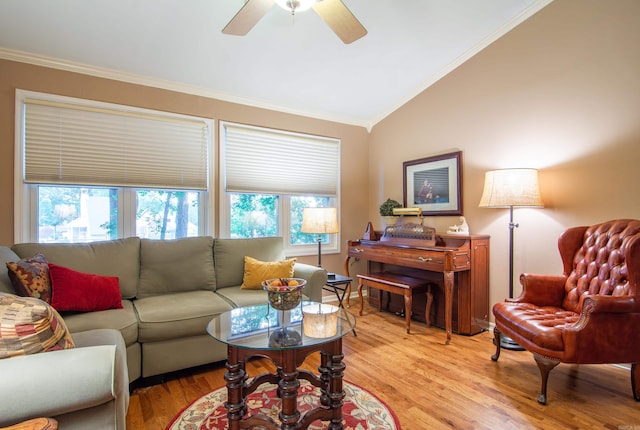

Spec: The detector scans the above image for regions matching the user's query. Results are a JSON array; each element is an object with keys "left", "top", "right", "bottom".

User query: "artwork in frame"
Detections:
[{"left": 403, "top": 151, "right": 463, "bottom": 216}]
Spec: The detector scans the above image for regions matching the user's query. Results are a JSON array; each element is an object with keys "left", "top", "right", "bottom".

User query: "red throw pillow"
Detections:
[{"left": 48, "top": 263, "right": 123, "bottom": 312}]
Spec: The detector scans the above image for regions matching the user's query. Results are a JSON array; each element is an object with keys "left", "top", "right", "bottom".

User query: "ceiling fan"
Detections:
[{"left": 223, "top": 0, "right": 367, "bottom": 44}]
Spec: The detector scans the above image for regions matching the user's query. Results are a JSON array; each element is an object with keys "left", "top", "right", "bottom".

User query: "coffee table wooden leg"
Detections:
[
  {"left": 328, "top": 339, "right": 346, "bottom": 430},
  {"left": 278, "top": 349, "right": 301, "bottom": 429},
  {"left": 319, "top": 351, "right": 330, "bottom": 407},
  {"left": 225, "top": 346, "right": 247, "bottom": 430}
]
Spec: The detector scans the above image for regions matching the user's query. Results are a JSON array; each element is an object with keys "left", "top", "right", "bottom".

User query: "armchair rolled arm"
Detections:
[
  {"left": 513, "top": 273, "right": 566, "bottom": 307},
  {"left": 581, "top": 294, "right": 639, "bottom": 314},
  {"left": 0, "top": 345, "right": 117, "bottom": 425}
]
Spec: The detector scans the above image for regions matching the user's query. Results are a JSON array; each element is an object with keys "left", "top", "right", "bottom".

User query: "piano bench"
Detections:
[{"left": 356, "top": 272, "right": 432, "bottom": 334}]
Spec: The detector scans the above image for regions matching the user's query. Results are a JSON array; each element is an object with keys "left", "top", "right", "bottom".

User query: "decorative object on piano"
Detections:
[
  {"left": 392, "top": 207, "right": 422, "bottom": 216},
  {"left": 447, "top": 216, "right": 469, "bottom": 234},
  {"left": 403, "top": 151, "right": 463, "bottom": 216},
  {"left": 380, "top": 222, "right": 436, "bottom": 247},
  {"left": 262, "top": 278, "right": 306, "bottom": 310},
  {"left": 362, "top": 221, "right": 380, "bottom": 241},
  {"left": 479, "top": 168, "right": 543, "bottom": 350},
  {"left": 301, "top": 207, "right": 339, "bottom": 268},
  {"left": 379, "top": 198, "right": 402, "bottom": 226},
  {"left": 302, "top": 303, "right": 339, "bottom": 338}
]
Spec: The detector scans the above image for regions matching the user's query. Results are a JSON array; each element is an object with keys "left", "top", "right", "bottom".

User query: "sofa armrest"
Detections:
[
  {"left": 294, "top": 263, "right": 328, "bottom": 303},
  {"left": 513, "top": 273, "right": 566, "bottom": 307},
  {"left": 0, "top": 345, "right": 117, "bottom": 426}
]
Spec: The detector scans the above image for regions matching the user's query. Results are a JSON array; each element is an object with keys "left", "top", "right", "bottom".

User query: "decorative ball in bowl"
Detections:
[{"left": 262, "top": 278, "right": 307, "bottom": 311}]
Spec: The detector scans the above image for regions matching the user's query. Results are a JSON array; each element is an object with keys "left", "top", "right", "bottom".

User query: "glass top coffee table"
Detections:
[{"left": 207, "top": 301, "right": 356, "bottom": 430}]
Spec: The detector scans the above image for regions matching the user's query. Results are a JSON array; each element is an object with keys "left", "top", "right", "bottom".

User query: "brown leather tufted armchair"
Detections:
[{"left": 492, "top": 219, "right": 640, "bottom": 404}]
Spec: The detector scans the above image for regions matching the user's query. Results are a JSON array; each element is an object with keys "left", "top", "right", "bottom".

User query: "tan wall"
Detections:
[
  {"left": 368, "top": 0, "right": 640, "bottom": 309},
  {"left": 2, "top": 0, "right": 639, "bottom": 312},
  {"left": 0, "top": 60, "right": 370, "bottom": 275}
]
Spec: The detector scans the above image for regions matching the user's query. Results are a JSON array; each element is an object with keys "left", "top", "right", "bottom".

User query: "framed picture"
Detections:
[{"left": 403, "top": 151, "right": 463, "bottom": 216}]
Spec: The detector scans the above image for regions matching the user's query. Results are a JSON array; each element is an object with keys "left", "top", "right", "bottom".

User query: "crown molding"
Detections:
[{"left": 0, "top": 47, "right": 372, "bottom": 131}]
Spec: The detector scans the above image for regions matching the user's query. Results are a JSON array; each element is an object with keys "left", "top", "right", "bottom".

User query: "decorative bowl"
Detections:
[{"left": 262, "top": 278, "right": 307, "bottom": 311}]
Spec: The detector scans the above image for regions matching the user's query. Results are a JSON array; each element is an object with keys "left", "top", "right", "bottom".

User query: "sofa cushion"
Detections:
[
  {"left": 493, "top": 301, "right": 579, "bottom": 351},
  {"left": 0, "top": 293, "right": 75, "bottom": 358},
  {"left": 0, "top": 247, "right": 22, "bottom": 295},
  {"left": 49, "top": 263, "right": 123, "bottom": 312},
  {"left": 241, "top": 256, "right": 296, "bottom": 290},
  {"left": 61, "top": 300, "right": 138, "bottom": 347},
  {"left": 5, "top": 253, "right": 52, "bottom": 303},
  {"left": 134, "top": 291, "right": 232, "bottom": 342},
  {"left": 214, "top": 237, "right": 285, "bottom": 289},
  {"left": 137, "top": 237, "right": 216, "bottom": 299},
  {"left": 12, "top": 237, "right": 141, "bottom": 299},
  {"left": 215, "top": 286, "right": 271, "bottom": 308}
]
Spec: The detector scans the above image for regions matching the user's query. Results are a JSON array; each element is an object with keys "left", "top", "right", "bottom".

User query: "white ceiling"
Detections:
[{"left": 0, "top": 0, "right": 550, "bottom": 129}]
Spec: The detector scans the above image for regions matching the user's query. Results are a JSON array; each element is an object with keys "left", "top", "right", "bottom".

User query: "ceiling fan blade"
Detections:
[
  {"left": 312, "top": 0, "right": 367, "bottom": 44},
  {"left": 223, "top": 0, "right": 276, "bottom": 36}
]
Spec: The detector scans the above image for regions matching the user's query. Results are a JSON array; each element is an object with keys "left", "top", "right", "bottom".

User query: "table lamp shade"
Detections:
[
  {"left": 301, "top": 208, "right": 339, "bottom": 234},
  {"left": 478, "top": 169, "right": 543, "bottom": 208}
]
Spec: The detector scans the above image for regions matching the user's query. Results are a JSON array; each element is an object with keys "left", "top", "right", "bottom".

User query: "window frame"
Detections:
[
  {"left": 218, "top": 121, "right": 340, "bottom": 258},
  {"left": 14, "top": 90, "right": 215, "bottom": 243},
  {"left": 219, "top": 193, "right": 340, "bottom": 258}
]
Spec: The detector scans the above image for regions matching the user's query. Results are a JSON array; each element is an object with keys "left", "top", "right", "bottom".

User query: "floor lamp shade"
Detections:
[
  {"left": 478, "top": 169, "right": 543, "bottom": 208},
  {"left": 301, "top": 207, "right": 339, "bottom": 268}
]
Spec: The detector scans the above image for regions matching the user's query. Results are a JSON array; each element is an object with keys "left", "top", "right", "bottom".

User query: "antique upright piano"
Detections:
[{"left": 345, "top": 222, "right": 490, "bottom": 343}]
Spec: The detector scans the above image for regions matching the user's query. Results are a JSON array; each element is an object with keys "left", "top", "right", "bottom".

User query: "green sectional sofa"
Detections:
[{"left": 0, "top": 236, "right": 326, "bottom": 429}]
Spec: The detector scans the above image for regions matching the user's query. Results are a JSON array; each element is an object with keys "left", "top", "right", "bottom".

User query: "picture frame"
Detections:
[{"left": 403, "top": 151, "right": 463, "bottom": 216}]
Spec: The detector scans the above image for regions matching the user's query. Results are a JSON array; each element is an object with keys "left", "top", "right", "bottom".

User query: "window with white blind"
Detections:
[
  {"left": 219, "top": 122, "right": 340, "bottom": 257},
  {"left": 15, "top": 90, "right": 214, "bottom": 243}
]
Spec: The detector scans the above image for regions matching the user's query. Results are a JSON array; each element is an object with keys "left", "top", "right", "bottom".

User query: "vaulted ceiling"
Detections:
[{"left": 0, "top": 0, "right": 551, "bottom": 129}]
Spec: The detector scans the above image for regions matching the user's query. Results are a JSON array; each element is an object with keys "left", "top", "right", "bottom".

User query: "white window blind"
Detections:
[
  {"left": 222, "top": 122, "right": 339, "bottom": 196},
  {"left": 23, "top": 97, "right": 209, "bottom": 190}
]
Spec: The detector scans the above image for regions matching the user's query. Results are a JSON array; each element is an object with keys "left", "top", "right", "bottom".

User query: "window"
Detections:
[
  {"left": 15, "top": 90, "right": 213, "bottom": 243},
  {"left": 220, "top": 122, "right": 340, "bottom": 257}
]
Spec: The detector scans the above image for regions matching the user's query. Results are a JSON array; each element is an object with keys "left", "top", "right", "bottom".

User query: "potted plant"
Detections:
[{"left": 379, "top": 198, "right": 402, "bottom": 226}]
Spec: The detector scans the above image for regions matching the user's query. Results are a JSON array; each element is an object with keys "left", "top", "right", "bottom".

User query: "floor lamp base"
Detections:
[{"left": 500, "top": 335, "right": 526, "bottom": 351}]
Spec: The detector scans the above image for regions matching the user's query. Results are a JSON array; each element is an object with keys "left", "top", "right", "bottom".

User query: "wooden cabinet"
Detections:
[{"left": 346, "top": 234, "right": 490, "bottom": 336}]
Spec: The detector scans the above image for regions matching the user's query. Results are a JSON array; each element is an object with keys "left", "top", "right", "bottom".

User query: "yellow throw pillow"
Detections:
[{"left": 241, "top": 256, "right": 296, "bottom": 290}]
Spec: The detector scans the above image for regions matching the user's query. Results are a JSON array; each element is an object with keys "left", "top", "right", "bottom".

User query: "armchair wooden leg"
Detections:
[
  {"left": 533, "top": 354, "right": 560, "bottom": 405},
  {"left": 491, "top": 326, "right": 502, "bottom": 361},
  {"left": 632, "top": 363, "right": 640, "bottom": 401}
]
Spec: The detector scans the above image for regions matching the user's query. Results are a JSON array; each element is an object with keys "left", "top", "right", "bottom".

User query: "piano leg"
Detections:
[{"left": 444, "top": 271, "right": 454, "bottom": 344}]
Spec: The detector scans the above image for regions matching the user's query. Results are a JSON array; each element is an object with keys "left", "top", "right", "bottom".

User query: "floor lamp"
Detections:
[
  {"left": 301, "top": 207, "right": 339, "bottom": 274},
  {"left": 479, "top": 168, "right": 543, "bottom": 350}
]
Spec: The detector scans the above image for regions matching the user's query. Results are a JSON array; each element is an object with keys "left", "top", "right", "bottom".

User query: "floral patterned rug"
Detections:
[{"left": 166, "top": 379, "right": 400, "bottom": 430}]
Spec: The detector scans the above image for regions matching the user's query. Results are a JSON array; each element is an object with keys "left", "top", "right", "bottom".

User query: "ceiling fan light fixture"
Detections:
[{"left": 275, "top": 0, "right": 316, "bottom": 14}]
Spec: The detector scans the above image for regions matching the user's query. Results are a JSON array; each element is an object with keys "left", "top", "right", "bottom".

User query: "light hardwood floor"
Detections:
[{"left": 126, "top": 300, "right": 640, "bottom": 429}]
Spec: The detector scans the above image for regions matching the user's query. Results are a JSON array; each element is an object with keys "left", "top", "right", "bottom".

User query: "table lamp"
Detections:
[
  {"left": 479, "top": 168, "right": 543, "bottom": 350},
  {"left": 301, "top": 207, "right": 339, "bottom": 271}
]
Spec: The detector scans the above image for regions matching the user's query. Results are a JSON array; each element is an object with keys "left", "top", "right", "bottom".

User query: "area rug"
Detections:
[{"left": 166, "top": 379, "right": 401, "bottom": 430}]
